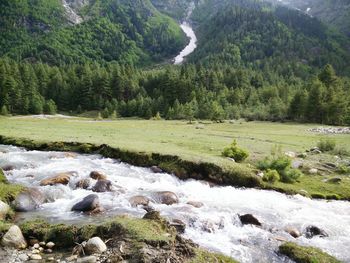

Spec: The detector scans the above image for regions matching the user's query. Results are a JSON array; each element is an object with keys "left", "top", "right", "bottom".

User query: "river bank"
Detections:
[{"left": 0, "top": 142, "right": 349, "bottom": 262}]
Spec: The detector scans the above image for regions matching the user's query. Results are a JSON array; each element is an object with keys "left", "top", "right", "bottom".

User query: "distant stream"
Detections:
[
  {"left": 1, "top": 145, "right": 350, "bottom": 263},
  {"left": 174, "top": 3, "right": 197, "bottom": 65}
]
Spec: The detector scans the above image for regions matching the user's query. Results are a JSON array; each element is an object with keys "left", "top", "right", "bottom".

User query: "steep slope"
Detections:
[
  {"left": 188, "top": 0, "right": 350, "bottom": 76},
  {"left": 0, "top": 0, "right": 187, "bottom": 65},
  {"left": 266, "top": 0, "right": 350, "bottom": 37}
]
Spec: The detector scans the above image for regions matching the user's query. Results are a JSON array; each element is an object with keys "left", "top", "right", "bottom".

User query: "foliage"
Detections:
[
  {"left": 317, "top": 138, "right": 336, "bottom": 152},
  {"left": 222, "top": 140, "right": 249, "bottom": 162},
  {"left": 262, "top": 169, "right": 280, "bottom": 183}
]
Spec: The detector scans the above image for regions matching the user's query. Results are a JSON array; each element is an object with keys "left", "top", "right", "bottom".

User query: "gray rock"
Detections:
[
  {"left": 326, "top": 177, "right": 342, "bottom": 184},
  {"left": 13, "top": 188, "right": 45, "bottom": 212},
  {"left": 92, "top": 179, "right": 112, "bottom": 192},
  {"left": 305, "top": 225, "right": 328, "bottom": 238},
  {"left": 85, "top": 237, "right": 107, "bottom": 255},
  {"left": 71, "top": 194, "right": 99, "bottom": 212},
  {"left": 1, "top": 225, "right": 27, "bottom": 249},
  {"left": 76, "top": 178, "right": 91, "bottom": 189},
  {"left": 29, "top": 254, "right": 42, "bottom": 260},
  {"left": 187, "top": 201, "right": 204, "bottom": 208},
  {"left": 239, "top": 214, "right": 262, "bottom": 226},
  {"left": 46, "top": 241, "right": 55, "bottom": 249},
  {"left": 285, "top": 227, "right": 301, "bottom": 238},
  {"left": 150, "top": 166, "right": 163, "bottom": 173},
  {"left": 18, "top": 254, "right": 29, "bottom": 261},
  {"left": 309, "top": 168, "right": 318, "bottom": 174},
  {"left": 129, "top": 195, "right": 150, "bottom": 207},
  {"left": 0, "top": 200, "right": 10, "bottom": 220},
  {"left": 77, "top": 256, "right": 97, "bottom": 263},
  {"left": 152, "top": 191, "right": 179, "bottom": 205}
]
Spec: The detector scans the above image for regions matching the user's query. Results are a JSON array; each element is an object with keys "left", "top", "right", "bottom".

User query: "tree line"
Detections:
[{"left": 0, "top": 58, "right": 349, "bottom": 125}]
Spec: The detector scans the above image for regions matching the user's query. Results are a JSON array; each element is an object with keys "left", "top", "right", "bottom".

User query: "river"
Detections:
[
  {"left": 173, "top": 3, "right": 197, "bottom": 65},
  {"left": 1, "top": 145, "right": 350, "bottom": 262}
]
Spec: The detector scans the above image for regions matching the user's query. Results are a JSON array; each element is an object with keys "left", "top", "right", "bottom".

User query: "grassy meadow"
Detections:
[{"left": 1, "top": 116, "right": 350, "bottom": 199}]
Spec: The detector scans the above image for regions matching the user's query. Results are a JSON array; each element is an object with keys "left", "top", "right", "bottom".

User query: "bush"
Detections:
[
  {"left": 263, "top": 169, "right": 280, "bottom": 183},
  {"left": 222, "top": 140, "right": 249, "bottom": 162},
  {"left": 317, "top": 138, "right": 336, "bottom": 152},
  {"left": 280, "top": 168, "right": 303, "bottom": 183}
]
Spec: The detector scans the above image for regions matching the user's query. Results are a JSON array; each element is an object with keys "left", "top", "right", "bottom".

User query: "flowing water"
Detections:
[
  {"left": 173, "top": 3, "right": 197, "bottom": 65},
  {"left": 1, "top": 145, "right": 350, "bottom": 263}
]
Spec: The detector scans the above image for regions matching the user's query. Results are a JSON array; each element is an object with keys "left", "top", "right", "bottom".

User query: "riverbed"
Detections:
[{"left": 1, "top": 145, "right": 350, "bottom": 262}]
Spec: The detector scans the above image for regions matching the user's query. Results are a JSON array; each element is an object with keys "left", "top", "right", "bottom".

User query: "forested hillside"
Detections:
[
  {"left": 189, "top": 0, "right": 350, "bottom": 76},
  {"left": 0, "top": 0, "right": 186, "bottom": 65}
]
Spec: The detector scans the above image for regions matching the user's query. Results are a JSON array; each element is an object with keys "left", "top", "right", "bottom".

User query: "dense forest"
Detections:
[{"left": 0, "top": 0, "right": 349, "bottom": 125}]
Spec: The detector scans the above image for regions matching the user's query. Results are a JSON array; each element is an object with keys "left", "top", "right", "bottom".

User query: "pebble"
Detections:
[
  {"left": 77, "top": 256, "right": 97, "bottom": 263},
  {"left": 32, "top": 249, "right": 40, "bottom": 254},
  {"left": 46, "top": 241, "right": 55, "bottom": 249},
  {"left": 39, "top": 242, "right": 46, "bottom": 246},
  {"left": 46, "top": 249, "right": 53, "bottom": 253},
  {"left": 29, "top": 254, "right": 42, "bottom": 260},
  {"left": 33, "top": 243, "right": 40, "bottom": 249},
  {"left": 47, "top": 257, "right": 55, "bottom": 261}
]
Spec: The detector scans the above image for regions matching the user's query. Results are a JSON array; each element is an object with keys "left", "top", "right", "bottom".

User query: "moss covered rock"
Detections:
[{"left": 279, "top": 242, "right": 341, "bottom": 263}]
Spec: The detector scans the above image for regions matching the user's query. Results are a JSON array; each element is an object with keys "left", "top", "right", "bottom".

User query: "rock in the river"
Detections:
[
  {"left": 0, "top": 200, "right": 10, "bottom": 220},
  {"left": 285, "top": 227, "right": 301, "bottom": 238},
  {"left": 129, "top": 195, "right": 150, "bottom": 207},
  {"left": 326, "top": 177, "right": 342, "bottom": 184},
  {"left": 239, "top": 214, "right": 262, "bottom": 226},
  {"left": 40, "top": 172, "right": 74, "bottom": 186},
  {"left": 152, "top": 191, "right": 179, "bottom": 205},
  {"left": 77, "top": 256, "right": 97, "bottom": 263},
  {"left": 1, "top": 225, "right": 27, "bottom": 249},
  {"left": 76, "top": 178, "right": 91, "bottom": 189},
  {"left": 85, "top": 237, "right": 107, "bottom": 255},
  {"left": 1, "top": 165, "right": 15, "bottom": 171},
  {"left": 187, "top": 201, "right": 204, "bottom": 208},
  {"left": 71, "top": 194, "right": 100, "bottom": 212},
  {"left": 304, "top": 226, "right": 328, "bottom": 238},
  {"left": 171, "top": 219, "right": 186, "bottom": 234},
  {"left": 90, "top": 171, "right": 107, "bottom": 180},
  {"left": 150, "top": 166, "right": 163, "bottom": 173},
  {"left": 13, "top": 188, "right": 45, "bottom": 212},
  {"left": 92, "top": 179, "right": 112, "bottom": 192}
]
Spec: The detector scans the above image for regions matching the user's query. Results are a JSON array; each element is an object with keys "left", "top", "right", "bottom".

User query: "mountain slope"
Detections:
[
  {"left": 0, "top": 0, "right": 187, "bottom": 65},
  {"left": 188, "top": 0, "right": 350, "bottom": 76}
]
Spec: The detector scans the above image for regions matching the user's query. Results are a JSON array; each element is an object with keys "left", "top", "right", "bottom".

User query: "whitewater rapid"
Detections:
[{"left": 1, "top": 145, "right": 350, "bottom": 262}]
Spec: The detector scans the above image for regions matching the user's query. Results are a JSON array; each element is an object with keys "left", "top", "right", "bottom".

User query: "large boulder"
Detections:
[
  {"left": 0, "top": 200, "right": 10, "bottom": 220},
  {"left": 129, "top": 195, "right": 150, "bottom": 207},
  {"left": 84, "top": 237, "right": 107, "bottom": 255},
  {"left": 90, "top": 171, "right": 107, "bottom": 181},
  {"left": 13, "top": 188, "right": 45, "bottom": 212},
  {"left": 152, "top": 191, "right": 179, "bottom": 205},
  {"left": 304, "top": 226, "right": 328, "bottom": 239},
  {"left": 71, "top": 194, "right": 100, "bottom": 212},
  {"left": 92, "top": 179, "right": 112, "bottom": 192},
  {"left": 40, "top": 172, "right": 75, "bottom": 186},
  {"left": 1, "top": 225, "right": 27, "bottom": 249},
  {"left": 239, "top": 214, "right": 262, "bottom": 226}
]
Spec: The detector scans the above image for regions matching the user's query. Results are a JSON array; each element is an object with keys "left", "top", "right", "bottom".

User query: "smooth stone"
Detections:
[
  {"left": 150, "top": 166, "right": 163, "bottom": 173},
  {"left": 71, "top": 194, "right": 99, "bottom": 212},
  {"left": 187, "top": 201, "right": 204, "bottom": 208},
  {"left": 33, "top": 243, "right": 40, "bottom": 249},
  {"left": 1, "top": 225, "right": 27, "bottom": 249},
  {"left": 129, "top": 195, "right": 150, "bottom": 207},
  {"left": 90, "top": 171, "right": 107, "bottom": 180},
  {"left": 39, "top": 241, "right": 46, "bottom": 246},
  {"left": 239, "top": 214, "right": 262, "bottom": 226},
  {"left": 92, "top": 179, "right": 113, "bottom": 192},
  {"left": 152, "top": 191, "right": 179, "bottom": 205},
  {"left": 32, "top": 249, "right": 40, "bottom": 254},
  {"left": 85, "top": 237, "right": 107, "bottom": 255},
  {"left": 29, "top": 254, "right": 42, "bottom": 260},
  {"left": 285, "top": 227, "right": 301, "bottom": 238},
  {"left": 309, "top": 168, "right": 318, "bottom": 174},
  {"left": 40, "top": 172, "right": 74, "bottom": 186},
  {"left": 0, "top": 200, "right": 10, "bottom": 220},
  {"left": 305, "top": 225, "right": 328, "bottom": 238},
  {"left": 18, "top": 254, "right": 29, "bottom": 261},
  {"left": 13, "top": 188, "right": 45, "bottom": 212},
  {"left": 77, "top": 255, "right": 97, "bottom": 263},
  {"left": 46, "top": 241, "right": 55, "bottom": 249}
]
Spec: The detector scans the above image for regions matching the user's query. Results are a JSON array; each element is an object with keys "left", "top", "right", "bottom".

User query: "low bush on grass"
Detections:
[
  {"left": 258, "top": 147, "right": 302, "bottom": 184},
  {"left": 317, "top": 138, "right": 336, "bottom": 152},
  {"left": 222, "top": 140, "right": 249, "bottom": 162},
  {"left": 262, "top": 169, "right": 280, "bottom": 183}
]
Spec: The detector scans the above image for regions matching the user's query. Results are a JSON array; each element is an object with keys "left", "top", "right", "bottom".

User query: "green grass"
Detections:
[
  {"left": 1, "top": 117, "right": 350, "bottom": 199},
  {"left": 279, "top": 242, "right": 341, "bottom": 263},
  {"left": 189, "top": 249, "right": 239, "bottom": 263}
]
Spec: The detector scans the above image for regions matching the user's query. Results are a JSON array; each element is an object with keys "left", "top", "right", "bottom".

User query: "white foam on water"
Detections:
[{"left": 1, "top": 145, "right": 350, "bottom": 262}]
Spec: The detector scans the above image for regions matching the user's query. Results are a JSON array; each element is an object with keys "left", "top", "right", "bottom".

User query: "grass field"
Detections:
[{"left": 1, "top": 116, "right": 350, "bottom": 199}]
